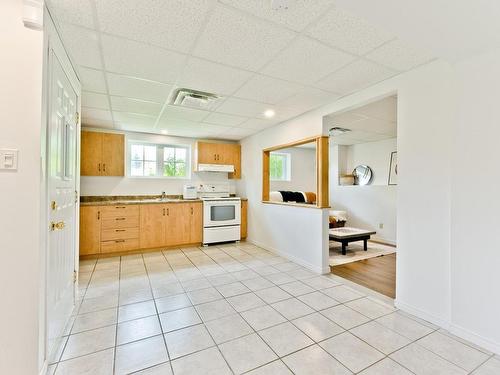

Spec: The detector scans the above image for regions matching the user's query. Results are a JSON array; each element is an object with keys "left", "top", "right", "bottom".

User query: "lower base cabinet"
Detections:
[{"left": 80, "top": 202, "right": 204, "bottom": 256}]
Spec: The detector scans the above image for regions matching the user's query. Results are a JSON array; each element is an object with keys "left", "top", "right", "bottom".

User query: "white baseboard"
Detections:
[
  {"left": 371, "top": 235, "right": 397, "bottom": 246},
  {"left": 449, "top": 323, "right": 500, "bottom": 355},
  {"left": 247, "top": 238, "right": 329, "bottom": 274},
  {"left": 394, "top": 300, "right": 500, "bottom": 355},
  {"left": 394, "top": 299, "right": 450, "bottom": 329}
]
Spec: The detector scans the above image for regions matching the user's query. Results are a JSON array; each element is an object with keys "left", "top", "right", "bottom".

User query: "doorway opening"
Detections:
[{"left": 325, "top": 95, "right": 397, "bottom": 298}]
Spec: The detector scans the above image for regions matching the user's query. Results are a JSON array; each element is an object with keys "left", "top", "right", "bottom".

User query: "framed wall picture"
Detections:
[{"left": 388, "top": 151, "right": 398, "bottom": 185}]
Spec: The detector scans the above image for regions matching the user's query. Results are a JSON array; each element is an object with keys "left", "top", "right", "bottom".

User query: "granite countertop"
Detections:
[{"left": 80, "top": 195, "right": 247, "bottom": 206}]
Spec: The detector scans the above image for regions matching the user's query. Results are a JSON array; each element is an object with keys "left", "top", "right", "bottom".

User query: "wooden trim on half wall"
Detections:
[{"left": 262, "top": 135, "right": 329, "bottom": 209}]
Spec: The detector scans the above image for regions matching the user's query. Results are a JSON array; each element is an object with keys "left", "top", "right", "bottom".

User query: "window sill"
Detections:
[{"left": 261, "top": 201, "right": 330, "bottom": 209}]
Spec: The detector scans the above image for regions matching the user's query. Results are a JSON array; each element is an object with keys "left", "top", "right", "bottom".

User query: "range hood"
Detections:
[{"left": 197, "top": 164, "right": 235, "bottom": 173}]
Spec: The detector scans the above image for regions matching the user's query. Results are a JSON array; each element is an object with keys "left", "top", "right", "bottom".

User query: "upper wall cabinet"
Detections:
[
  {"left": 81, "top": 131, "right": 124, "bottom": 176},
  {"left": 195, "top": 141, "right": 241, "bottom": 179}
]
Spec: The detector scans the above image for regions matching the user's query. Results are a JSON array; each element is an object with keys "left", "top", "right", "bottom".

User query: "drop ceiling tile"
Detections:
[
  {"left": 106, "top": 73, "right": 173, "bottom": 103},
  {"left": 307, "top": 8, "right": 393, "bottom": 55},
  {"left": 218, "top": 127, "right": 256, "bottom": 139},
  {"left": 81, "top": 118, "right": 114, "bottom": 129},
  {"left": 110, "top": 96, "right": 162, "bottom": 116},
  {"left": 366, "top": 39, "right": 434, "bottom": 71},
  {"left": 113, "top": 112, "right": 157, "bottom": 128},
  {"left": 204, "top": 112, "right": 248, "bottom": 127},
  {"left": 82, "top": 92, "right": 109, "bottom": 110},
  {"left": 316, "top": 59, "right": 397, "bottom": 95},
  {"left": 216, "top": 98, "right": 272, "bottom": 118},
  {"left": 159, "top": 105, "right": 210, "bottom": 123},
  {"left": 277, "top": 87, "right": 338, "bottom": 115},
  {"left": 117, "top": 122, "right": 155, "bottom": 133},
  {"left": 194, "top": 123, "right": 232, "bottom": 134},
  {"left": 49, "top": 0, "right": 95, "bottom": 29},
  {"left": 157, "top": 119, "right": 201, "bottom": 131},
  {"left": 331, "top": 137, "right": 362, "bottom": 145},
  {"left": 59, "top": 24, "right": 102, "bottom": 69},
  {"left": 343, "top": 130, "right": 392, "bottom": 142},
  {"left": 78, "top": 67, "right": 107, "bottom": 93},
  {"left": 234, "top": 75, "right": 304, "bottom": 104},
  {"left": 101, "top": 34, "right": 185, "bottom": 84},
  {"left": 193, "top": 5, "right": 296, "bottom": 71},
  {"left": 326, "top": 112, "right": 369, "bottom": 128},
  {"left": 81, "top": 107, "right": 112, "bottom": 122},
  {"left": 219, "top": 0, "right": 332, "bottom": 31},
  {"left": 353, "top": 96, "right": 397, "bottom": 123},
  {"left": 238, "top": 118, "right": 276, "bottom": 130},
  {"left": 177, "top": 58, "right": 252, "bottom": 96},
  {"left": 262, "top": 36, "right": 355, "bottom": 85},
  {"left": 95, "top": 0, "right": 212, "bottom": 53}
]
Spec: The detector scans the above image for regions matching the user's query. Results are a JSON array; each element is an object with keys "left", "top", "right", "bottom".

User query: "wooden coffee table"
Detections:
[{"left": 329, "top": 227, "right": 376, "bottom": 255}]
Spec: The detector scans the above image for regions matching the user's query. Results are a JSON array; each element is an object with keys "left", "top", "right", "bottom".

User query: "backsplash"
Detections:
[{"left": 80, "top": 172, "right": 236, "bottom": 196}]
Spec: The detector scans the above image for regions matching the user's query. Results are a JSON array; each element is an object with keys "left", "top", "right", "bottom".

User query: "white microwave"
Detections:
[{"left": 183, "top": 185, "right": 197, "bottom": 200}]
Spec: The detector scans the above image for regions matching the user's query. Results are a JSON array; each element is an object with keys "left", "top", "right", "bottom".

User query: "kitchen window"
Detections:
[
  {"left": 269, "top": 152, "right": 291, "bottom": 181},
  {"left": 128, "top": 141, "right": 190, "bottom": 178}
]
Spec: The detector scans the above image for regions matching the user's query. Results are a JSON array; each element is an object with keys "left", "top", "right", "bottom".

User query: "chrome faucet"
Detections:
[{"left": 161, "top": 191, "right": 167, "bottom": 200}]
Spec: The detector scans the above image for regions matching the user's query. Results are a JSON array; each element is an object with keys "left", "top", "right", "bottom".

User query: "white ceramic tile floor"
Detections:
[{"left": 54, "top": 243, "right": 497, "bottom": 374}]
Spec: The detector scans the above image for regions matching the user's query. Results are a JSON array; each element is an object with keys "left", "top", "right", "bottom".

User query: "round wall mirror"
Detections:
[{"left": 352, "top": 165, "right": 373, "bottom": 185}]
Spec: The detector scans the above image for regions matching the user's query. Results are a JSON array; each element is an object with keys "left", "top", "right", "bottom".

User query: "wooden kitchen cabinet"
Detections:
[
  {"left": 81, "top": 201, "right": 204, "bottom": 256},
  {"left": 140, "top": 204, "right": 166, "bottom": 249},
  {"left": 81, "top": 131, "right": 124, "bottom": 176},
  {"left": 241, "top": 200, "right": 247, "bottom": 239},
  {"left": 195, "top": 141, "right": 241, "bottom": 179},
  {"left": 80, "top": 206, "right": 101, "bottom": 255},
  {"left": 190, "top": 202, "right": 203, "bottom": 243}
]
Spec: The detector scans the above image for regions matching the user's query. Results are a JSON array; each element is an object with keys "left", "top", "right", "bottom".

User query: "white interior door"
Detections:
[{"left": 46, "top": 50, "right": 78, "bottom": 361}]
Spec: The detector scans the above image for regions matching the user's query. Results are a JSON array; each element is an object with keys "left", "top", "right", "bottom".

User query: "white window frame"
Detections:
[
  {"left": 269, "top": 152, "right": 292, "bottom": 181},
  {"left": 127, "top": 140, "right": 192, "bottom": 179}
]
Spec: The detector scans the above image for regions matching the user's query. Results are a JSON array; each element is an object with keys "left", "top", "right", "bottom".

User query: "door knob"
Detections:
[{"left": 50, "top": 221, "right": 65, "bottom": 231}]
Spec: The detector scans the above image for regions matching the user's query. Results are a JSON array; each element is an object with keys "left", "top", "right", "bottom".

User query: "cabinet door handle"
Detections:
[
  {"left": 163, "top": 208, "right": 165, "bottom": 216},
  {"left": 103, "top": 163, "right": 106, "bottom": 172},
  {"left": 115, "top": 239, "right": 125, "bottom": 243},
  {"left": 116, "top": 217, "right": 126, "bottom": 221},
  {"left": 214, "top": 153, "right": 217, "bottom": 161},
  {"left": 167, "top": 208, "right": 169, "bottom": 216},
  {"left": 115, "top": 206, "right": 126, "bottom": 209},
  {"left": 115, "top": 229, "right": 126, "bottom": 232},
  {"left": 97, "top": 211, "right": 100, "bottom": 220},
  {"left": 191, "top": 207, "right": 193, "bottom": 215},
  {"left": 98, "top": 163, "right": 101, "bottom": 172}
]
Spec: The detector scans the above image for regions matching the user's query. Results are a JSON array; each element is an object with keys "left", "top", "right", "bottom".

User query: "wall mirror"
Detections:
[
  {"left": 262, "top": 135, "right": 329, "bottom": 208},
  {"left": 353, "top": 165, "right": 373, "bottom": 185}
]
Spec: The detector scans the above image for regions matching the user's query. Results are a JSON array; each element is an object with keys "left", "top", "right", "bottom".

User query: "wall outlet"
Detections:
[{"left": 379, "top": 223, "right": 384, "bottom": 229}]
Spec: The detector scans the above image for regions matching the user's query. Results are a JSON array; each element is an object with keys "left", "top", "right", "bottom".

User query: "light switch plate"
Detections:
[{"left": 0, "top": 149, "right": 19, "bottom": 170}]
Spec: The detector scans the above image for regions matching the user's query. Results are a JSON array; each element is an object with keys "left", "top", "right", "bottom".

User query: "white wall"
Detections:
[
  {"left": 270, "top": 146, "right": 316, "bottom": 193},
  {"left": 80, "top": 128, "right": 236, "bottom": 196},
  {"left": 237, "top": 111, "right": 330, "bottom": 274},
  {"left": 330, "top": 138, "right": 397, "bottom": 244},
  {"left": 319, "top": 60, "right": 456, "bottom": 331},
  {"left": 343, "top": 138, "right": 397, "bottom": 186},
  {"left": 449, "top": 48, "right": 500, "bottom": 352},
  {"left": 0, "top": 1, "right": 43, "bottom": 373}
]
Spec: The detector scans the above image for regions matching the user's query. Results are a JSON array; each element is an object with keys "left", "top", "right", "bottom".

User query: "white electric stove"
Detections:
[{"left": 199, "top": 184, "right": 241, "bottom": 246}]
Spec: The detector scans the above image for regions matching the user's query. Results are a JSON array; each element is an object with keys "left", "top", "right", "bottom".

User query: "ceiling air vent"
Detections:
[
  {"left": 329, "top": 127, "right": 351, "bottom": 136},
  {"left": 171, "top": 88, "right": 221, "bottom": 110}
]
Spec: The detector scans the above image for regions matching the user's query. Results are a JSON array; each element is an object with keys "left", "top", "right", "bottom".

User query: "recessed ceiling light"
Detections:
[
  {"left": 160, "top": 130, "right": 168, "bottom": 135},
  {"left": 264, "top": 109, "right": 275, "bottom": 118}
]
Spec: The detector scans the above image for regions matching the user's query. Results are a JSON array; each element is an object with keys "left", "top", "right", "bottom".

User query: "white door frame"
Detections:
[{"left": 40, "top": 6, "right": 81, "bottom": 372}]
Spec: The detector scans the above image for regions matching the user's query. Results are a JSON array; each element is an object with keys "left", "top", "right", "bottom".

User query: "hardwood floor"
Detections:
[{"left": 330, "top": 253, "right": 396, "bottom": 298}]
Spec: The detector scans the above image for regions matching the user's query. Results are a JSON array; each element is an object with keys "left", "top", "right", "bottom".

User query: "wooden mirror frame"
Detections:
[{"left": 262, "top": 135, "right": 329, "bottom": 208}]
